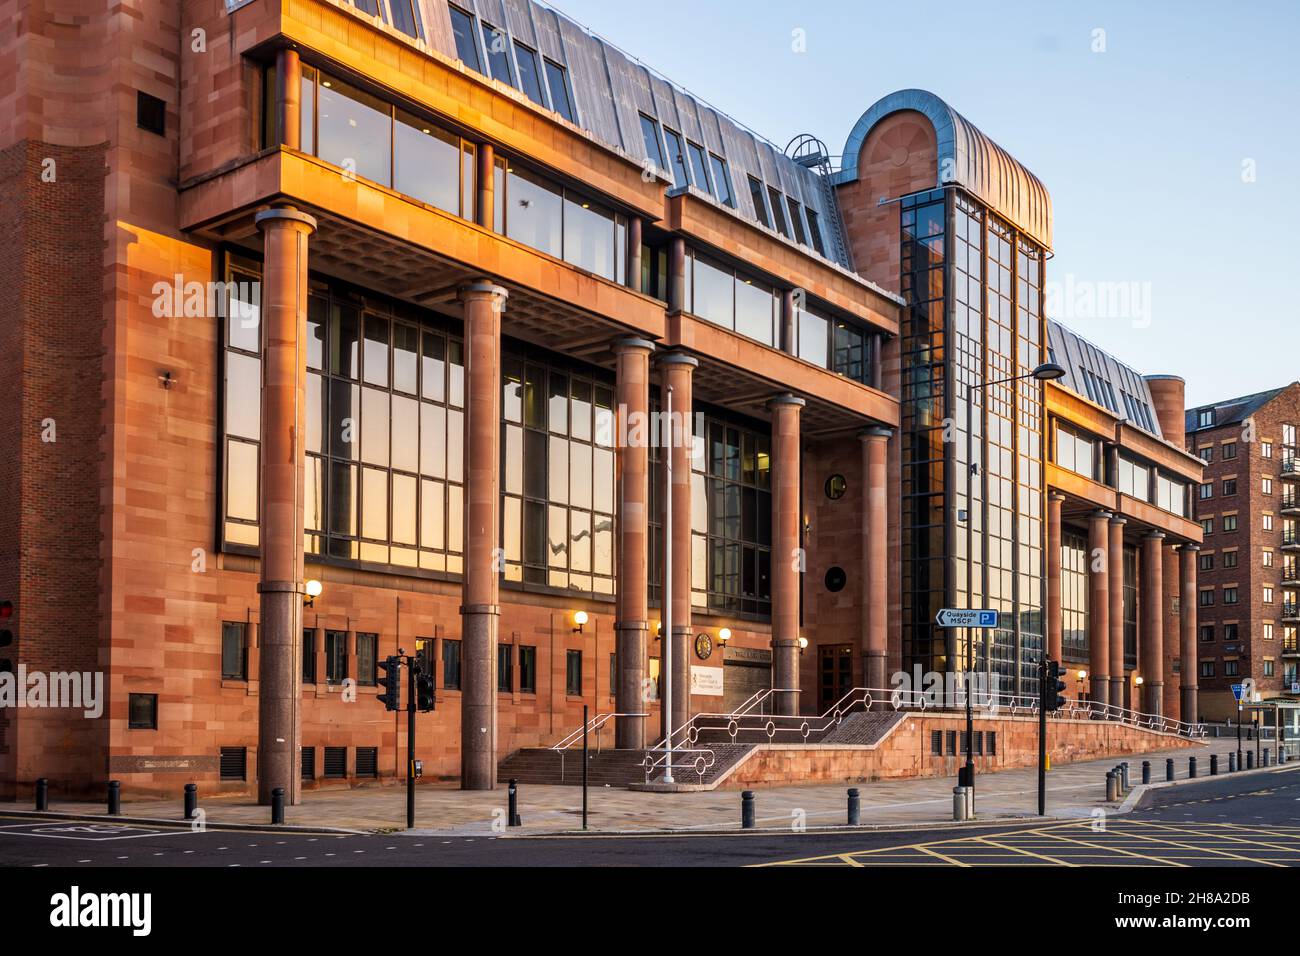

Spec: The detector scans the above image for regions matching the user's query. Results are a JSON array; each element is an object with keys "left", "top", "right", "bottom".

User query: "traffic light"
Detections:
[
  {"left": 1042, "top": 659, "right": 1067, "bottom": 712},
  {"left": 377, "top": 655, "right": 401, "bottom": 711},
  {"left": 416, "top": 669, "right": 436, "bottom": 713},
  {"left": 0, "top": 600, "right": 13, "bottom": 675}
]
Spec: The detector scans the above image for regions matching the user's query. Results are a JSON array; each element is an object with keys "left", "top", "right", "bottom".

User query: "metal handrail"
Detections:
[{"left": 550, "top": 712, "right": 648, "bottom": 752}]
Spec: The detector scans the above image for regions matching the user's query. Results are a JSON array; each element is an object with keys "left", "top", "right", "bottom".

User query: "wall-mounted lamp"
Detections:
[
  {"left": 572, "top": 610, "right": 588, "bottom": 634},
  {"left": 717, "top": 627, "right": 731, "bottom": 648},
  {"left": 304, "top": 579, "right": 322, "bottom": 608},
  {"left": 797, "top": 636, "right": 809, "bottom": 654},
  {"left": 1134, "top": 675, "right": 1144, "bottom": 687}
]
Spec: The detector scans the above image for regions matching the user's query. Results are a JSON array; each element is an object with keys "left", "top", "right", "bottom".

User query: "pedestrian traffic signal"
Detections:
[
  {"left": 377, "top": 655, "right": 401, "bottom": 711},
  {"left": 1042, "top": 659, "right": 1067, "bottom": 712},
  {"left": 416, "top": 670, "right": 436, "bottom": 712}
]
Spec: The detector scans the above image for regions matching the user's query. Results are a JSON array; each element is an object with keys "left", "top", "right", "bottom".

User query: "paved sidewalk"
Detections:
[{"left": 16, "top": 739, "right": 1281, "bottom": 836}]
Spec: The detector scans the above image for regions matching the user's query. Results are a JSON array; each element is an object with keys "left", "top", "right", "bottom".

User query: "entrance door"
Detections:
[{"left": 819, "top": 644, "right": 853, "bottom": 712}]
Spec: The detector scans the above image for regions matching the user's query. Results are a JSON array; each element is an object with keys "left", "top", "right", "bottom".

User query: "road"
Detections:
[{"left": 2, "top": 766, "right": 1297, "bottom": 868}]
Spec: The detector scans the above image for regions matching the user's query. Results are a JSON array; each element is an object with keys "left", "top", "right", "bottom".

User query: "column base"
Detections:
[
  {"left": 1110, "top": 677, "right": 1126, "bottom": 713},
  {"left": 460, "top": 606, "right": 498, "bottom": 791},
  {"left": 1181, "top": 688, "right": 1198, "bottom": 725},
  {"left": 615, "top": 622, "right": 648, "bottom": 750}
]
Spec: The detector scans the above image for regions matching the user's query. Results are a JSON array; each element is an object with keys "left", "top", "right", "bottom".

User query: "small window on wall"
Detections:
[
  {"left": 708, "top": 154, "right": 735, "bottom": 207},
  {"left": 386, "top": 0, "right": 424, "bottom": 39},
  {"left": 221, "top": 622, "right": 247, "bottom": 681},
  {"left": 747, "top": 176, "right": 769, "bottom": 228},
  {"left": 137, "top": 91, "right": 166, "bottom": 135},
  {"left": 687, "top": 141, "right": 712, "bottom": 195},
  {"left": 449, "top": 5, "right": 483, "bottom": 74},
  {"left": 356, "top": 632, "right": 378, "bottom": 686},
  {"left": 514, "top": 42, "right": 545, "bottom": 106},
  {"left": 443, "top": 639, "right": 462, "bottom": 689},
  {"left": 498, "top": 644, "right": 513, "bottom": 692},
  {"left": 566, "top": 649, "right": 583, "bottom": 696},
  {"left": 481, "top": 22, "right": 514, "bottom": 84},
  {"left": 519, "top": 645, "right": 537, "bottom": 693},
  {"left": 639, "top": 114, "right": 666, "bottom": 171},
  {"left": 128, "top": 694, "right": 158, "bottom": 730}
]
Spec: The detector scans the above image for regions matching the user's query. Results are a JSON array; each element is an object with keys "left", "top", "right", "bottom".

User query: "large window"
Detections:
[
  {"left": 689, "top": 252, "right": 777, "bottom": 347},
  {"left": 513, "top": 42, "right": 545, "bottom": 106},
  {"left": 501, "top": 355, "right": 616, "bottom": 596},
  {"left": 220, "top": 259, "right": 467, "bottom": 574},
  {"left": 1117, "top": 455, "right": 1150, "bottom": 501},
  {"left": 481, "top": 22, "right": 514, "bottom": 84},
  {"left": 1056, "top": 424, "right": 1097, "bottom": 480},
  {"left": 499, "top": 163, "right": 627, "bottom": 283},
  {"left": 544, "top": 60, "right": 575, "bottom": 122},
  {"left": 639, "top": 114, "right": 665, "bottom": 170},
  {"left": 1156, "top": 474, "right": 1187, "bottom": 516},
  {"left": 700, "top": 417, "right": 771, "bottom": 614},
  {"left": 1061, "top": 532, "right": 1088, "bottom": 660},
  {"left": 662, "top": 127, "right": 689, "bottom": 189},
  {"left": 449, "top": 5, "right": 482, "bottom": 73},
  {"left": 278, "top": 67, "right": 477, "bottom": 221}
]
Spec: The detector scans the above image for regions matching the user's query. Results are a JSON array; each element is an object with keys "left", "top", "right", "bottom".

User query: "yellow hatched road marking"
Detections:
[{"left": 1103, "top": 823, "right": 1287, "bottom": 867}]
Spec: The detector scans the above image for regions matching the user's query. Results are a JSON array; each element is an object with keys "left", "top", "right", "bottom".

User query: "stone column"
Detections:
[
  {"left": 660, "top": 352, "right": 696, "bottom": 737},
  {"left": 1141, "top": 531, "right": 1166, "bottom": 716},
  {"left": 1180, "top": 543, "right": 1200, "bottom": 722},
  {"left": 627, "top": 217, "right": 643, "bottom": 291},
  {"left": 1087, "top": 510, "right": 1111, "bottom": 705},
  {"left": 768, "top": 394, "right": 805, "bottom": 715},
  {"left": 1108, "top": 516, "right": 1127, "bottom": 710},
  {"left": 861, "top": 427, "right": 892, "bottom": 694},
  {"left": 668, "top": 237, "right": 687, "bottom": 314},
  {"left": 459, "top": 280, "right": 507, "bottom": 790},
  {"left": 614, "top": 337, "right": 654, "bottom": 749},
  {"left": 1046, "top": 492, "right": 1065, "bottom": 663},
  {"left": 276, "top": 47, "right": 301, "bottom": 151},
  {"left": 780, "top": 289, "right": 796, "bottom": 356},
  {"left": 254, "top": 206, "right": 316, "bottom": 806},
  {"left": 475, "top": 143, "right": 495, "bottom": 229}
]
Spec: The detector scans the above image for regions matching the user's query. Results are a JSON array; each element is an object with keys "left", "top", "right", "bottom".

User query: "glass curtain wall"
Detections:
[{"left": 900, "top": 188, "right": 1046, "bottom": 699}]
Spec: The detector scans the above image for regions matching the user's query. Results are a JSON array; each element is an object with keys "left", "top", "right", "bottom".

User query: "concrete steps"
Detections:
[{"left": 498, "top": 748, "right": 650, "bottom": 787}]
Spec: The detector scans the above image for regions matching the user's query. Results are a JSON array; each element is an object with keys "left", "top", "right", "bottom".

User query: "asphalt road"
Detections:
[{"left": 2, "top": 766, "right": 1297, "bottom": 868}]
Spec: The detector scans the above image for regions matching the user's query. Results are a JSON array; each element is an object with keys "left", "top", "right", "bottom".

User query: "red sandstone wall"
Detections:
[{"left": 716, "top": 712, "right": 1200, "bottom": 790}]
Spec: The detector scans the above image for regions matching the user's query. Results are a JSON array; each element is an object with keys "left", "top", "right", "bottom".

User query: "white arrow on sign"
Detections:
[{"left": 935, "top": 609, "right": 999, "bottom": 628}]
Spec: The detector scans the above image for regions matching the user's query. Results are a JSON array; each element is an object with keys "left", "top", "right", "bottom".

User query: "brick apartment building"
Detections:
[
  {"left": 1185, "top": 383, "right": 1300, "bottom": 721},
  {"left": 1, "top": 0, "right": 1203, "bottom": 800}
]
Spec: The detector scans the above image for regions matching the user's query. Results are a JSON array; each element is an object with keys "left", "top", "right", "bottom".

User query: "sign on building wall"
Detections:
[{"left": 691, "top": 666, "right": 724, "bottom": 697}]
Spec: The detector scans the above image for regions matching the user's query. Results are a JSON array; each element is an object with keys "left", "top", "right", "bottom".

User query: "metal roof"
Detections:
[
  {"left": 1047, "top": 320, "right": 1162, "bottom": 438},
  {"left": 835, "top": 89, "right": 1053, "bottom": 250},
  {"left": 417, "top": 0, "right": 853, "bottom": 267}
]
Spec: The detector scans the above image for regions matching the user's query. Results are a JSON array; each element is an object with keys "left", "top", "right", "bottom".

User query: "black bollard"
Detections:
[
  {"left": 507, "top": 778, "right": 521, "bottom": 827},
  {"left": 271, "top": 787, "right": 285, "bottom": 825},
  {"left": 1165, "top": 758, "right": 1175, "bottom": 782},
  {"left": 1246, "top": 750, "right": 1254, "bottom": 770},
  {"left": 35, "top": 777, "right": 48, "bottom": 812},
  {"left": 1229, "top": 752, "right": 1237, "bottom": 773},
  {"left": 1210, "top": 754, "right": 1219, "bottom": 776},
  {"left": 1121, "top": 762, "right": 1131, "bottom": 790},
  {"left": 1142, "top": 761, "right": 1151, "bottom": 785},
  {"left": 1189, "top": 756, "right": 1197, "bottom": 779},
  {"left": 183, "top": 783, "right": 197, "bottom": 821},
  {"left": 847, "top": 788, "right": 861, "bottom": 826},
  {"left": 1263, "top": 747, "right": 1270, "bottom": 767},
  {"left": 741, "top": 790, "right": 756, "bottom": 829},
  {"left": 107, "top": 780, "right": 121, "bottom": 816}
]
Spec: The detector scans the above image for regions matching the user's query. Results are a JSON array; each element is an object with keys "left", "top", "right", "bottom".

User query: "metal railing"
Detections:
[
  {"left": 549, "top": 712, "right": 648, "bottom": 752},
  {"left": 636, "top": 684, "right": 1206, "bottom": 784}
]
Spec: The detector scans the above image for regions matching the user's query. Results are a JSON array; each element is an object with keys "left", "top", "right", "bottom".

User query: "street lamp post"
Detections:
[{"left": 962, "top": 362, "right": 1065, "bottom": 796}]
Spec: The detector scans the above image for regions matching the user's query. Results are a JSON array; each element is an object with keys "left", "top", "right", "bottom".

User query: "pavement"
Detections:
[
  {"left": 2, "top": 738, "right": 1279, "bottom": 836},
  {"left": 1, "top": 766, "right": 1298, "bottom": 868}
]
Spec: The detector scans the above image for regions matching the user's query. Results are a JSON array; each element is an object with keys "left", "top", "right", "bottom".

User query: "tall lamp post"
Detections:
[{"left": 961, "top": 361, "right": 1065, "bottom": 794}]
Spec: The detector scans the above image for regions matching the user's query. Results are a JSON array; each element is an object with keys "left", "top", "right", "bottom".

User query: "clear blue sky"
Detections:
[{"left": 551, "top": 0, "right": 1298, "bottom": 407}]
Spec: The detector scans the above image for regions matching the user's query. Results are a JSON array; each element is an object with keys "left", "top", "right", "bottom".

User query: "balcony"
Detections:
[
  {"left": 1284, "top": 564, "right": 1300, "bottom": 584},
  {"left": 1284, "top": 601, "right": 1300, "bottom": 624},
  {"left": 1282, "top": 456, "right": 1300, "bottom": 481},
  {"left": 1284, "top": 534, "right": 1300, "bottom": 553},
  {"left": 1283, "top": 491, "right": 1300, "bottom": 515}
]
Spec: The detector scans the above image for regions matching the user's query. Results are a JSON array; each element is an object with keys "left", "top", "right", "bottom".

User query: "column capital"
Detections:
[
  {"left": 1090, "top": 509, "right": 1113, "bottom": 521},
  {"left": 1144, "top": 530, "right": 1167, "bottom": 541},
  {"left": 1179, "top": 542, "right": 1201, "bottom": 552},
  {"left": 859, "top": 426, "right": 894, "bottom": 442},
  {"left": 766, "top": 392, "right": 805, "bottom": 411},
  {"left": 657, "top": 351, "right": 697, "bottom": 369},
  {"left": 1109, "top": 514, "right": 1128, "bottom": 526},
  {"left": 1048, "top": 491, "right": 1067, "bottom": 503},
  {"left": 612, "top": 336, "right": 656, "bottom": 355},
  {"left": 458, "top": 279, "right": 509, "bottom": 302},
  {"left": 255, "top": 206, "right": 317, "bottom": 234}
]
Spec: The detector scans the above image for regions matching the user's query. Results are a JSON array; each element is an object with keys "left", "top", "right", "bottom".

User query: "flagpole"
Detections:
[{"left": 663, "top": 384, "right": 675, "bottom": 784}]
